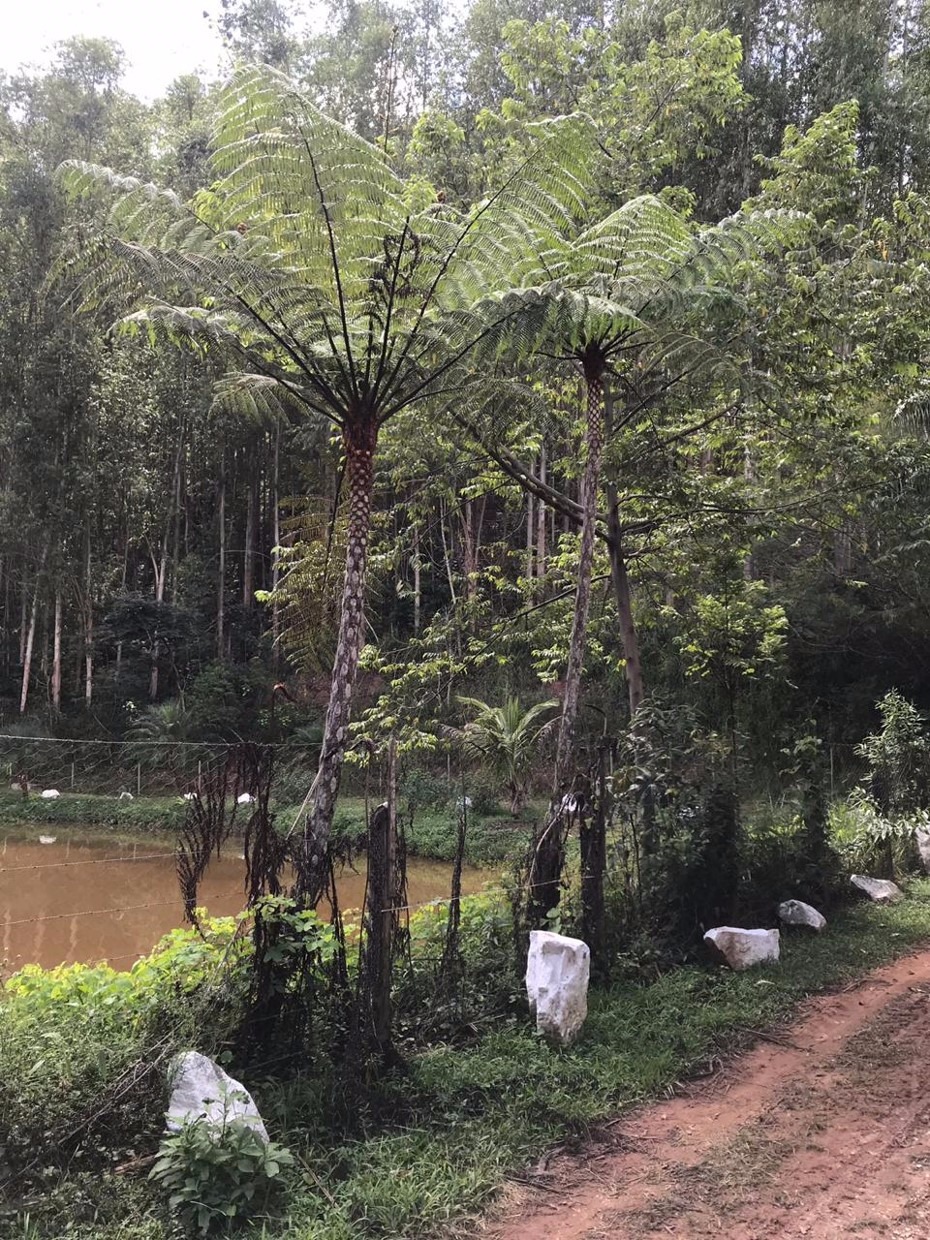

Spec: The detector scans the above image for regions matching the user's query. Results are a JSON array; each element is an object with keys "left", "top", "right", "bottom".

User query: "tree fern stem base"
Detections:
[{"left": 299, "top": 417, "right": 377, "bottom": 899}]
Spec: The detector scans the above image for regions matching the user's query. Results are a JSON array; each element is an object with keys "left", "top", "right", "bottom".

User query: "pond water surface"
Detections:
[{"left": 0, "top": 833, "right": 495, "bottom": 973}]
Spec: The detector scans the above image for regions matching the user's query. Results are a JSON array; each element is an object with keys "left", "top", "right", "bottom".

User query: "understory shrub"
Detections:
[
  {"left": 150, "top": 1115, "right": 294, "bottom": 1236},
  {"left": 829, "top": 789, "right": 926, "bottom": 876}
]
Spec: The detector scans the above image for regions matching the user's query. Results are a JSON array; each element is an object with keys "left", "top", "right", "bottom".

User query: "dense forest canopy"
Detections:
[{"left": 2, "top": 0, "right": 930, "bottom": 806}]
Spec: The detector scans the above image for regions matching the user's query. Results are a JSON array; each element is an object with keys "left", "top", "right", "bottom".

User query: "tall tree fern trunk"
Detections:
[
  {"left": 300, "top": 414, "right": 378, "bottom": 897},
  {"left": 529, "top": 350, "right": 605, "bottom": 927}
]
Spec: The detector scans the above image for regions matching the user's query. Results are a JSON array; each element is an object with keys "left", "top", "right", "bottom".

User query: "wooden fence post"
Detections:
[{"left": 365, "top": 740, "right": 397, "bottom": 1058}]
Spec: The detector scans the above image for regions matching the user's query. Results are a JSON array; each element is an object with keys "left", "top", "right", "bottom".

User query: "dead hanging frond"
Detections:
[
  {"left": 239, "top": 743, "right": 286, "bottom": 906},
  {"left": 176, "top": 751, "right": 241, "bottom": 928}
]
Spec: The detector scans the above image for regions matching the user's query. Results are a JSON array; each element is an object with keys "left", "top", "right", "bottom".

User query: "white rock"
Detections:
[
  {"left": 917, "top": 829, "right": 930, "bottom": 874},
  {"left": 237, "top": 792, "right": 255, "bottom": 805},
  {"left": 40, "top": 789, "right": 60, "bottom": 799},
  {"left": 525, "top": 930, "right": 590, "bottom": 1047},
  {"left": 778, "top": 899, "right": 827, "bottom": 932},
  {"left": 118, "top": 790, "right": 134, "bottom": 800},
  {"left": 38, "top": 835, "right": 56, "bottom": 845},
  {"left": 182, "top": 792, "right": 196, "bottom": 801},
  {"left": 704, "top": 927, "right": 780, "bottom": 970},
  {"left": 850, "top": 874, "right": 903, "bottom": 903},
  {"left": 166, "top": 1051, "right": 268, "bottom": 1141}
]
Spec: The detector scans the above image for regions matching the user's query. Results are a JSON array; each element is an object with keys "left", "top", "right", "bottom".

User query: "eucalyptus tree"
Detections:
[{"left": 58, "top": 63, "right": 595, "bottom": 889}]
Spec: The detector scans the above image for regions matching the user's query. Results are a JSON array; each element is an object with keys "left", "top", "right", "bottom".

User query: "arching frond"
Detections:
[{"left": 56, "top": 65, "right": 606, "bottom": 431}]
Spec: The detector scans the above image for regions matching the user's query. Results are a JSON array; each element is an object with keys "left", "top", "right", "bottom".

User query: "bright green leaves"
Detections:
[{"left": 151, "top": 1115, "right": 295, "bottom": 1236}]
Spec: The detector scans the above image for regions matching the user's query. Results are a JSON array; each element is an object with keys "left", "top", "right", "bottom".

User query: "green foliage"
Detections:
[
  {"left": 830, "top": 788, "right": 927, "bottom": 878},
  {"left": 0, "top": 790, "right": 188, "bottom": 830},
  {"left": 150, "top": 1116, "right": 294, "bottom": 1236},
  {"left": 857, "top": 689, "right": 930, "bottom": 817},
  {"left": 0, "top": 914, "right": 250, "bottom": 1231}
]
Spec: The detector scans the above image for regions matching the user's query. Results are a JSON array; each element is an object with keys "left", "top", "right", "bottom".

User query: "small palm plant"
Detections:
[{"left": 458, "top": 696, "right": 557, "bottom": 816}]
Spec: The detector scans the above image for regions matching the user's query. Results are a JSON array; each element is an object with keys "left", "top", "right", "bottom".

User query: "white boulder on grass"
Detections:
[
  {"left": 850, "top": 874, "right": 903, "bottom": 903},
  {"left": 917, "top": 828, "right": 930, "bottom": 874},
  {"left": 704, "top": 927, "right": 780, "bottom": 971},
  {"left": 38, "top": 835, "right": 56, "bottom": 845},
  {"left": 166, "top": 1051, "right": 268, "bottom": 1142},
  {"left": 778, "top": 899, "right": 827, "bottom": 932},
  {"left": 525, "top": 930, "right": 590, "bottom": 1047},
  {"left": 237, "top": 792, "right": 255, "bottom": 805},
  {"left": 40, "top": 789, "right": 60, "bottom": 799}
]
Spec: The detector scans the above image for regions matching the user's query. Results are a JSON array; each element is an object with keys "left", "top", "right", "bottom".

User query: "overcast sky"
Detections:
[{"left": 4, "top": 0, "right": 228, "bottom": 99}]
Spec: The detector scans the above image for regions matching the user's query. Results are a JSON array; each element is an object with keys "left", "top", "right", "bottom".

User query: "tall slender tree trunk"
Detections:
[
  {"left": 461, "top": 497, "right": 481, "bottom": 628},
  {"left": 606, "top": 487, "right": 644, "bottom": 716},
  {"left": 20, "top": 549, "right": 46, "bottom": 716},
  {"left": 529, "top": 352, "right": 606, "bottom": 927},
  {"left": 243, "top": 469, "right": 258, "bottom": 607},
  {"left": 170, "top": 426, "right": 184, "bottom": 603},
  {"left": 217, "top": 457, "right": 226, "bottom": 660},
  {"left": 301, "top": 415, "right": 378, "bottom": 896},
  {"left": 603, "top": 385, "right": 645, "bottom": 717},
  {"left": 51, "top": 589, "right": 62, "bottom": 714},
  {"left": 535, "top": 446, "right": 547, "bottom": 580},
  {"left": 150, "top": 544, "right": 167, "bottom": 701},
  {"left": 84, "top": 526, "right": 93, "bottom": 707},
  {"left": 553, "top": 353, "right": 606, "bottom": 790},
  {"left": 18, "top": 585, "right": 27, "bottom": 667},
  {"left": 271, "top": 421, "right": 281, "bottom": 668},
  {"left": 439, "top": 499, "right": 457, "bottom": 606},
  {"left": 115, "top": 540, "right": 128, "bottom": 685},
  {"left": 525, "top": 490, "right": 534, "bottom": 578},
  {"left": 412, "top": 522, "right": 421, "bottom": 635}
]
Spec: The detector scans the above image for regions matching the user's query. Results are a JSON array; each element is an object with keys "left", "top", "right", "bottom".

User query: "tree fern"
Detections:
[{"left": 55, "top": 63, "right": 601, "bottom": 891}]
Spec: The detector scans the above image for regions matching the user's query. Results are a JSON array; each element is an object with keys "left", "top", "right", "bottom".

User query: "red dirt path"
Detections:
[{"left": 484, "top": 948, "right": 930, "bottom": 1240}]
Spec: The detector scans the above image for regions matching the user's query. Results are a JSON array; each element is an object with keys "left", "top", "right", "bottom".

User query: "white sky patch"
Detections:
[{"left": 3, "top": 0, "right": 228, "bottom": 99}]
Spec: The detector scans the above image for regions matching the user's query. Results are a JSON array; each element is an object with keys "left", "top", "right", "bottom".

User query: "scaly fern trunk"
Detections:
[{"left": 300, "top": 414, "right": 378, "bottom": 897}]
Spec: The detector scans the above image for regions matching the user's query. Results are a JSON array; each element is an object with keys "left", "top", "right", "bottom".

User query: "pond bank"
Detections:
[{"left": 0, "top": 790, "right": 532, "bottom": 864}]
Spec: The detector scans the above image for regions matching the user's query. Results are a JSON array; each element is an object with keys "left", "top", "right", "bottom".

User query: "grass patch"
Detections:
[
  {"left": 0, "top": 790, "right": 187, "bottom": 834},
  {"left": 248, "top": 883, "right": 930, "bottom": 1238},
  {"left": 7, "top": 882, "right": 930, "bottom": 1238}
]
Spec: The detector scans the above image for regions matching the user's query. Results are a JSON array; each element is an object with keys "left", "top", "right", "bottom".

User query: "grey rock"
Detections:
[
  {"left": 850, "top": 874, "right": 903, "bottom": 903},
  {"left": 166, "top": 1051, "right": 268, "bottom": 1141},
  {"left": 704, "top": 926, "right": 780, "bottom": 970},
  {"left": 778, "top": 899, "right": 827, "bottom": 932}
]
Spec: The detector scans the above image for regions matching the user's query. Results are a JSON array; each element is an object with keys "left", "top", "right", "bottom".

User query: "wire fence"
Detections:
[{"left": 0, "top": 733, "right": 247, "bottom": 799}]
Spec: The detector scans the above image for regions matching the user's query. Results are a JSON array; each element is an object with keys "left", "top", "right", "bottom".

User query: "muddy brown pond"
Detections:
[{"left": 0, "top": 833, "right": 496, "bottom": 973}]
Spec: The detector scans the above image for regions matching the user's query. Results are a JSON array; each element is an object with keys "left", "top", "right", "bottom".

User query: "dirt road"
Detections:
[{"left": 486, "top": 948, "right": 930, "bottom": 1240}]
